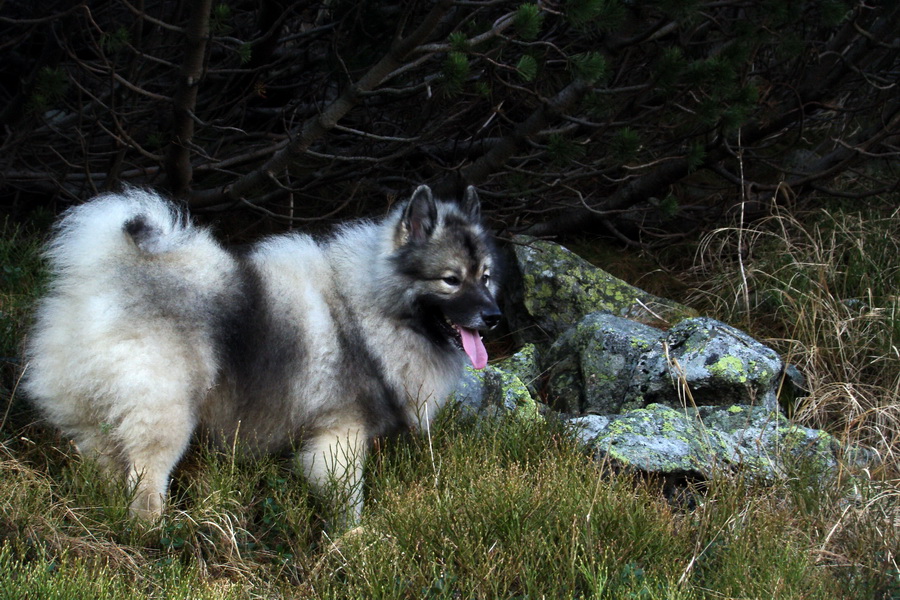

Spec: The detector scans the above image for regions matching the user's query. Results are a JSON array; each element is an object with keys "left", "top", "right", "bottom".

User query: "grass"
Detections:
[
  {"left": 1, "top": 412, "right": 879, "bottom": 598},
  {"left": 689, "top": 202, "right": 900, "bottom": 461},
  {"left": 1, "top": 203, "right": 898, "bottom": 598}
]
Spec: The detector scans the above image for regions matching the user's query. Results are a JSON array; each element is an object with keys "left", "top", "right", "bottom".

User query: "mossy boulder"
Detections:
[
  {"left": 493, "top": 343, "right": 541, "bottom": 399},
  {"left": 506, "top": 236, "right": 696, "bottom": 343},
  {"left": 452, "top": 345, "right": 545, "bottom": 420},
  {"left": 544, "top": 313, "right": 661, "bottom": 414},
  {"left": 569, "top": 403, "right": 838, "bottom": 478},
  {"left": 545, "top": 314, "right": 783, "bottom": 414}
]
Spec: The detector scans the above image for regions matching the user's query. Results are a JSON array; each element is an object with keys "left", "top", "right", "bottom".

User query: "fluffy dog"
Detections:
[{"left": 23, "top": 185, "right": 501, "bottom": 526}]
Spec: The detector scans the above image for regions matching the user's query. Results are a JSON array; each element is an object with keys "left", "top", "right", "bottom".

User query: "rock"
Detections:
[
  {"left": 545, "top": 314, "right": 783, "bottom": 414},
  {"left": 493, "top": 343, "right": 541, "bottom": 400},
  {"left": 545, "top": 313, "right": 661, "bottom": 414},
  {"left": 779, "top": 364, "right": 809, "bottom": 412},
  {"left": 452, "top": 362, "right": 543, "bottom": 421},
  {"left": 462, "top": 236, "right": 849, "bottom": 484},
  {"left": 659, "top": 317, "right": 783, "bottom": 411},
  {"left": 507, "top": 236, "right": 696, "bottom": 342},
  {"left": 569, "top": 403, "right": 838, "bottom": 479}
]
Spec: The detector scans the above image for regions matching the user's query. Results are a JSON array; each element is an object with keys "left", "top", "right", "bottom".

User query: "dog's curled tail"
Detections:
[
  {"left": 45, "top": 188, "right": 198, "bottom": 278},
  {"left": 122, "top": 210, "right": 185, "bottom": 255}
]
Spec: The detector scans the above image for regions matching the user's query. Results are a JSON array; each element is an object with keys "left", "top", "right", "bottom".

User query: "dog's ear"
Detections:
[
  {"left": 402, "top": 185, "right": 438, "bottom": 243},
  {"left": 461, "top": 186, "right": 481, "bottom": 220}
]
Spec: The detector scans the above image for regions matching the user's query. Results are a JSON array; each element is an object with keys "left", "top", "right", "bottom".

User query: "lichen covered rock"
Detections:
[
  {"left": 544, "top": 313, "right": 661, "bottom": 414},
  {"left": 662, "top": 317, "right": 782, "bottom": 410},
  {"left": 449, "top": 236, "right": 849, "bottom": 484},
  {"left": 452, "top": 362, "right": 543, "bottom": 421},
  {"left": 569, "top": 403, "right": 838, "bottom": 478},
  {"left": 493, "top": 343, "right": 541, "bottom": 400},
  {"left": 508, "top": 236, "right": 696, "bottom": 342},
  {"left": 544, "top": 314, "right": 783, "bottom": 414}
]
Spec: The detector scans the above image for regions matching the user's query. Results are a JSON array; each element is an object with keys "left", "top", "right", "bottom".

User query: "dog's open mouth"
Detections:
[{"left": 439, "top": 317, "right": 488, "bottom": 370}]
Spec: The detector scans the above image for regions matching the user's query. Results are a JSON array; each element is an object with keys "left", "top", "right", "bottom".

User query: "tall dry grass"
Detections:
[
  {"left": 687, "top": 200, "right": 900, "bottom": 595},
  {"left": 691, "top": 202, "right": 900, "bottom": 462}
]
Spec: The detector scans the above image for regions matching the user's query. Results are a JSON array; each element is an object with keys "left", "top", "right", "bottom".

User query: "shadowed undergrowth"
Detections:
[
  {"left": 1, "top": 204, "right": 898, "bottom": 598},
  {"left": 0, "top": 411, "right": 896, "bottom": 598}
]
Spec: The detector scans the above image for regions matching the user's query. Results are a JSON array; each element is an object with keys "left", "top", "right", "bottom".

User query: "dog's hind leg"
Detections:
[
  {"left": 298, "top": 421, "right": 367, "bottom": 531},
  {"left": 117, "top": 402, "right": 196, "bottom": 521}
]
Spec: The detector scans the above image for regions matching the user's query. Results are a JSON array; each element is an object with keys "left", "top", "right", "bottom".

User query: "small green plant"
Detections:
[
  {"left": 210, "top": 3, "right": 234, "bottom": 36},
  {"left": 99, "top": 26, "right": 131, "bottom": 54},
  {"left": 236, "top": 42, "right": 252, "bottom": 65},
  {"left": 516, "top": 54, "right": 538, "bottom": 82},
  {"left": 441, "top": 51, "right": 469, "bottom": 97},
  {"left": 571, "top": 51, "right": 608, "bottom": 84},
  {"left": 610, "top": 127, "right": 641, "bottom": 162},
  {"left": 514, "top": 3, "right": 544, "bottom": 41},
  {"left": 27, "top": 67, "right": 68, "bottom": 115},
  {"left": 547, "top": 133, "right": 586, "bottom": 166},
  {"left": 447, "top": 31, "right": 469, "bottom": 54}
]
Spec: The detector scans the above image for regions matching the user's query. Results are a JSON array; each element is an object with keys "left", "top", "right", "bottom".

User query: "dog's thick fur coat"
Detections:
[{"left": 23, "top": 186, "right": 501, "bottom": 524}]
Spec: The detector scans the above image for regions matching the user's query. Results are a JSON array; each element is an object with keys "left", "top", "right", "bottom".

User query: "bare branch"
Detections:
[
  {"left": 164, "top": 0, "right": 214, "bottom": 196},
  {"left": 188, "top": 0, "right": 454, "bottom": 209},
  {"left": 451, "top": 79, "right": 592, "bottom": 190}
]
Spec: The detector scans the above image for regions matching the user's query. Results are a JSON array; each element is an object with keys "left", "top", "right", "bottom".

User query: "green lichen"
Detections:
[
  {"left": 498, "top": 370, "right": 542, "bottom": 422},
  {"left": 608, "top": 420, "right": 636, "bottom": 435},
  {"left": 629, "top": 336, "right": 653, "bottom": 351},
  {"left": 708, "top": 355, "right": 749, "bottom": 383},
  {"left": 495, "top": 344, "right": 540, "bottom": 397},
  {"left": 495, "top": 343, "right": 537, "bottom": 373}
]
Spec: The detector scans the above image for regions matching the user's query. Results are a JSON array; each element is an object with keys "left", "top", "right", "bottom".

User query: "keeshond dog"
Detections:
[{"left": 23, "top": 185, "right": 501, "bottom": 526}]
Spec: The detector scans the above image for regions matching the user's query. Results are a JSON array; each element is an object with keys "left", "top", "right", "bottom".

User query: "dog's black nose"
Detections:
[{"left": 482, "top": 310, "right": 501, "bottom": 329}]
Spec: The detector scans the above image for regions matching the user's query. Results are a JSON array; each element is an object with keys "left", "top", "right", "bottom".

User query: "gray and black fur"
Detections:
[{"left": 23, "top": 185, "right": 501, "bottom": 526}]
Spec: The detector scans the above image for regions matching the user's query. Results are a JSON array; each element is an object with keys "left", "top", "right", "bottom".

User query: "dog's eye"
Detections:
[
  {"left": 481, "top": 273, "right": 491, "bottom": 283},
  {"left": 443, "top": 275, "right": 461, "bottom": 286}
]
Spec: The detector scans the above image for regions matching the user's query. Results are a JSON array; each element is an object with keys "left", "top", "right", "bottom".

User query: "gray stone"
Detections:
[
  {"left": 493, "top": 343, "right": 541, "bottom": 399},
  {"left": 544, "top": 314, "right": 783, "bottom": 414},
  {"left": 659, "top": 317, "right": 783, "bottom": 411},
  {"left": 544, "top": 313, "right": 662, "bottom": 414},
  {"left": 452, "top": 364, "right": 542, "bottom": 420},
  {"left": 473, "top": 237, "right": 855, "bottom": 484},
  {"left": 569, "top": 404, "right": 838, "bottom": 479},
  {"left": 508, "top": 236, "right": 696, "bottom": 343}
]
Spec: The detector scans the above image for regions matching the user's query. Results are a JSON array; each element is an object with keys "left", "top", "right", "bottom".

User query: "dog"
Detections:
[{"left": 22, "top": 185, "right": 501, "bottom": 527}]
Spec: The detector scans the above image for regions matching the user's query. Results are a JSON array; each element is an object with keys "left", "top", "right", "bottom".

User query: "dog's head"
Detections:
[{"left": 392, "top": 185, "right": 501, "bottom": 369}]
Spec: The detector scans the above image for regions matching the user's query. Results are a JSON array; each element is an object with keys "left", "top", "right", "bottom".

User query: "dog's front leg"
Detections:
[{"left": 297, "top": 422, "right": 367, "bottom": 531}]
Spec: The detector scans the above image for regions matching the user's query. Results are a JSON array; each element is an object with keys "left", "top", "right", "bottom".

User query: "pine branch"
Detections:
[{"left": 442, "top": 78, "right": 591, "bottom": 193}]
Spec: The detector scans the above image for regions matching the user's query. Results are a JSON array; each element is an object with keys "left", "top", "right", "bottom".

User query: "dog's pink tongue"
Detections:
[{"left": 456, "top": 326, "right": 488, "bottom": 370}]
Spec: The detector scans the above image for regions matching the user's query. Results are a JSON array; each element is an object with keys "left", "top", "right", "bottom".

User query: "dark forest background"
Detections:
[{"left": 0, "top": 0, "right": 897, "bottom": 240}]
